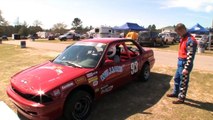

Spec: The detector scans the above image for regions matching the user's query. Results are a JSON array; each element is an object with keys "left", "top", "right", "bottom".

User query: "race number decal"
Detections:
[{"left": 131, "top": 61, "right": 138, "bottom": 75}]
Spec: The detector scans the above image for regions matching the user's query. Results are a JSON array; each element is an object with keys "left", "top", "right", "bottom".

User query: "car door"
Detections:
[
  {"left": 124, "top": 41, "right": 143, "bottom": 80},
  {"left": 98, "top": 42, "right": 131, "bottom": 94}
]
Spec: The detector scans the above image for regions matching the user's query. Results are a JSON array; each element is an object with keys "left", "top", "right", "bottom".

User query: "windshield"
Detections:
[
  {"left": 170, "top": 33, "right": 176, "bottom": 37},
  {"left": 53, "top": 42, "right": 106, "bottom": 68},
  {"left": 195, "top": 35, "right": 202, "bottom": 38}
]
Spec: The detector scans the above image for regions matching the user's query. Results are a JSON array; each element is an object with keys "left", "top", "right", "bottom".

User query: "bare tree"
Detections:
[
  {"left": 52, "top": 23, "right": 67, "bottom": 34},
  {"left": 0, "top": 10, "right": 9, "bottom": 26},
  {"left": 33, "top": 20, "right": 42, "bottom": 27}
]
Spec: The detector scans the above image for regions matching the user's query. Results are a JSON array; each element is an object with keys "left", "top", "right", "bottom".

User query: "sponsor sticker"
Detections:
[
  {"left": 52, "top": 89, "right": 61, "bottom": 96},
  {"left": 61, "top": 82, "right": 74, "bottom": 90},
  {"left": 86, "top": 71, "right": 98, "bottom": 78},
  {"left": 92, "top": 80, "right": 98, "bottom": 86},
  {"left": 100, "top": 66, "right": 123, "bottom": 81},
  {"left": 101, "top": 85, "right": 114, "bottom": 94},
  {"left": 88, "top": 76, "right": 98, "bottom": 83},
  {"left": 75, "top": 76, "right": 87, "bottom": 85}
]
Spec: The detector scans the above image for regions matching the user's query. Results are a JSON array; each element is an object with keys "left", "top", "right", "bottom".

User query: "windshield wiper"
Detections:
[{"left": 61, "top": 61, "right": 82, "bottom": 68}]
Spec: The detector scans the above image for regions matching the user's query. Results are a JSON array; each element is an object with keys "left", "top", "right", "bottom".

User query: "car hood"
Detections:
[
  {"left": 59, "top": 35, "right": 66, "bottom": 38},
  {"left": 11, "top": 61, "right": 91, "bottom": 95}
]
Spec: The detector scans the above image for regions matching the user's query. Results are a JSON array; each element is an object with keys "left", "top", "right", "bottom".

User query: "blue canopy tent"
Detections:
[
  {"left": 113, "top": 22, "right": 146, "bottom": 31},
  {"left": 188, "top": 23, "right": 209, "bottom": 34}
]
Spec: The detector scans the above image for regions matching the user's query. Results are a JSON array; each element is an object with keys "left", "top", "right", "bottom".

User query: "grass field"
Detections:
[
  {"left": 0, "top": 44, "right": 212, "bottom": 120},
  {"left": 0, "top": 44, "right": 54, "bottom": 110}
]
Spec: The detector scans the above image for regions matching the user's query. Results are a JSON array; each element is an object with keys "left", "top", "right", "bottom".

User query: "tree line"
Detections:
[
  {"left": 0, "top": 9, "right": 159, "bottom": 37},
  {"left": 0, "top": 10, "right": 93, "bottom": 37}
]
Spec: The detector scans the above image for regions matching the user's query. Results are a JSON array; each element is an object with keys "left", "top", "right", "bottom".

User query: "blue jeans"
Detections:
[{"left": 173, "top": 59, "right": 192, "bottom": 100}]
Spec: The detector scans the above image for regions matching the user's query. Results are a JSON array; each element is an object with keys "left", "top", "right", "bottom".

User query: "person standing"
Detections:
[{"left": 167, "top": 23, "right": 197, "bottom": 104}]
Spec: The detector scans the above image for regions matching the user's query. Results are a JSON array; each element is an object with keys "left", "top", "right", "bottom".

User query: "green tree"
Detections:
[
  {"left": 0, "top": 25, "right": 13, "bottom": 36},
  {"left": 147, "top": 24, "right": 156, "bottom": 31},
  {"left": 16, "top": 21, "right": 29, "bottom": 36},
  {"left": 28, "top": 26, "right": 43, "bottom": 35},
  {"left": 71, "top": 18, "right": 83, "bottom": 33},
  {"left": 14, "top": 25, "right": 22, "bottom": 33},
  {"left": 151, "top": 24, "right": 156, "bottom": 31},
  {"left": 148, "top": 25, "right": 152, "bottom": 30}
]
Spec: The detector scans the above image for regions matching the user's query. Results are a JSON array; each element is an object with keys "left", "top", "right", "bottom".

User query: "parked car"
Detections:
[
  {"left": 58, "top": 32, "right": 80, "bottom": 41},
  {"left": 1, "top": 35, "right": 8, "bottom": 40},
  {"left": 160, "top": 32, "right": 175, "bottom": 44},
  {"left": 137, "top": 31, "right": 164, "bottom": 47},
  {"left": 7, "top": 38, "right": 155, "bottom": 120},
  {"left": 170, "top": 33, "right": 180, "bottom": 43},
  {"left": 29, "top": 34, "right": 39, "bottom": 40},
  {"left": 48, "top": 34, "right": 55, "bottom": 40},
  {"left": 194, "top": 34, "right": 203, "bottom": 41},
  {"left": 20, "top": 36, "right": 27, "bottom": 39},
  {"left": 207, "top": 35, "right": 213, "bottom": 45}
]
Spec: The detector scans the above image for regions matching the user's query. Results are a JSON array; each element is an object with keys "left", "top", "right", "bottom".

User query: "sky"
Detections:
[{"left": 0, "top": 0, "right": 212, "bottom": 29}]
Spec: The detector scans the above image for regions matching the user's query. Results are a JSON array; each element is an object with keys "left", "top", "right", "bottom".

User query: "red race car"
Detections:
[{"left": 7, "top": 38, "right": 155, "bottom": 120}]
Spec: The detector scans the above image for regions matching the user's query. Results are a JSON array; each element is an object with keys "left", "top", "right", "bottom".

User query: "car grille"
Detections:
[{"left": 12, "top": 87, "right": 53, "bottom": 103}]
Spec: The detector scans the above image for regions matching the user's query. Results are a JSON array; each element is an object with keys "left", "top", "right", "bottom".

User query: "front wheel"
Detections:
[
  {"left": 64, "top": 90, "right": 93, "bottom": 120},
  {"left": 138, "top": 63, "right": 150, "bottom": 82}
]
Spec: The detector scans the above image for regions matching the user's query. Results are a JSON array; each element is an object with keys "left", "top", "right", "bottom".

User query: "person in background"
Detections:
[
  {"left": 125, "top": 31, "right": 138, "bottom": 40},
  {"left": 167, "top": 23, "right": 197, "bottom": 104}
]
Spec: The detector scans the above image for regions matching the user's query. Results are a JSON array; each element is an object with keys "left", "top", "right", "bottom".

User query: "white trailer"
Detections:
[
  {"left": 88, "top": 26, "right": 120, "bottom": 38},
  {"left": 36, "top": 31, "right": 49, "bottom": 38}
]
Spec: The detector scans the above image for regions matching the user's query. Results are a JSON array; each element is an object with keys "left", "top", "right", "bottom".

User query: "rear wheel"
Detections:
[
  {"left": 138, "top": 63, "right": 150, "bottom": 82},
  {"left": 171, "top": 40, "right": 175, "bottom": 44},
  {"left": 152, "top": 41, "right": 157, "bottom": 47},
  {"left": 160, "top": 41, "right": 164, "bottom": 46},
  {"left": 64, "top": 90, "right": 92, "bottom": 120}
]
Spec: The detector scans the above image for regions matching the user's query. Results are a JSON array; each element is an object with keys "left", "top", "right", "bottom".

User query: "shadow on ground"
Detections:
[
  {"left": 87, "top": 72, "right": 172, "bottom": 120},
  {"left": 184, "top": 98, "right": 213, "bottom": 112},
  {"left": 18, "top": 72, "right": 172, "bottom": 120}
]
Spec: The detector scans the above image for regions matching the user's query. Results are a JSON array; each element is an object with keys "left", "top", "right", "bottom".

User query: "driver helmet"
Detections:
[{"left": 107, "top": 45, "right": 116, "bottom": 58}]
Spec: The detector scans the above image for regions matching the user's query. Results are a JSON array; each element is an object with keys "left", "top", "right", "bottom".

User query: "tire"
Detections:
[
  {"left": 152, "top": 41, "right": 157, "bottom": 47},
  {"left": 64, "top": 90, "right": 92, "bottom": 120},
  {"left": 171, "top": 40, "right": 175, "bottom": 44},
  {"left": 164, "top": 39, "right": 168, "bottom": 45},
  {"left": 160, "top": 41, "right": 164, "bottom": 46},
  {"left": 139, "top": 63, "right": 150, "bottom": 82}
]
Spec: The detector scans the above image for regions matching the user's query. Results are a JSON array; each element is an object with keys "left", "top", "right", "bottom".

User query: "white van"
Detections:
[{"left": 160, "top": 32, "right": 175, "bottom": 44}]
